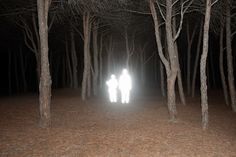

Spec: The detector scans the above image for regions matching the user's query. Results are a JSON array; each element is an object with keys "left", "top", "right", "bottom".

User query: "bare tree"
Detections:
[
  {"left": 37, "top": 0, "right": 52, "bottom": 127},
  {"left": 200, "top": 0, "right": 219, "bottom": 130},
  {"left": 81, "top": 11, "right": 92, "bottom": 100},
  {"left": 219, "top": 21, "right": 230, "bottom": 106},
  {"left": 226, "top": 0, "right": 236, "bottom": 111},
  {"left": 92, "top": 20, "right": 99, "bottom": 96},
  {"left": 186, "top": 22, "right": 197, "bottom": 95}
]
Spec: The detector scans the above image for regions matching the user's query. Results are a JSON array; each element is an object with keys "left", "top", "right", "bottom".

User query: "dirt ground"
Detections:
[{"left": 0, "top": 89, "right": 236, "bottom": 157}]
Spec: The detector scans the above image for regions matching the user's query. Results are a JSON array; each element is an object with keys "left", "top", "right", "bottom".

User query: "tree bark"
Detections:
[
  {"left": 37, "top": 0, "right": 52, "bottom": 128},
  {"left": 165, "top": 0, "right": 178, "bottom": 120},
  {"left": 219, "top": 22, "right": 230, "bottom": 106},
  {"left": 200, "top": 0, "right": 211, "bottom": 130},
  {"left": 226, "top": 1, "right": 236, "bottom": 111},
  {"left": 160, "top": 60, "right": 166, "bottom": 97},
  {"left": 150, "top": 0, "right": 176, "bottom": 120},
  {"left": 82, "top": 12, "right": 92, "bottom": 100},
  {"left": 172, "top": 9, "right": 186, "bottom": 106}
]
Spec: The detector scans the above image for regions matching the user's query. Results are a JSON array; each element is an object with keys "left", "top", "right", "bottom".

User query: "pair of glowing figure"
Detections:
[{"left": 106, "top": 69, "right": 132, "bottom": 104}]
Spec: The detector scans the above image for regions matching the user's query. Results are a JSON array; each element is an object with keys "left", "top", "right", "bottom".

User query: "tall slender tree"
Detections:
[
  {"left": 226, "top": 0, "right": 236, "bottom": 111},
  {"left": 37, "top": 0, "right": 52, "bottom": 127}
]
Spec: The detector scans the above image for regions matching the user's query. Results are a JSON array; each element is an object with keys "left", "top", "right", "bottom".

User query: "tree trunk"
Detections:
[
  {"left": 226, "top": 1, "right": 236, "bottom": 111},
  {"left": 70, "top": 29, "right": 78, "bottom": 88},
  {"left": 82, "top": 12, "right": 92, "bottom": 100},
  {"left": 65, "top": 36, "right": 73, "bottom": 87},
  {"left": 37, "top": 0, "right": 52, "bottom": 128},
  {"left": 150, "top": 0, "right": 176, "bottom": 120},
  {"left": 192, "top": 21, "right": 203, "bottom": 97},
  {"left": 187, "top": 23, "right": 197, "bottom": 95},
  {"left": 200, "top": 0, "right": 211, "bottom": 130},
  {"left": 125, "top": 28, "right": 130, "bottom": 68},
  {"left": 160, "top": 60, "right": 166, "bottom": 97},
  {"left": 165, "top": 0, "right": 178, "bottom": 120},
  {"left": 172, "top": 10, "right": 186, "bottom": 106},
  {"left": 93, "top": 21, "right": 99, "bottom": 96},
  {"left": 219, "top": 22, "right": 230, "bottom": 106},
  {"left": 99, "top": 35, "right": 103, "bottom": 90}
]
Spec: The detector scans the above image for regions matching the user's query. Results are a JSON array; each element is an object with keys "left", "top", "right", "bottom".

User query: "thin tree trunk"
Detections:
[
  {"left": 219, "top": 22, "right": 230, "bottom": 106},
  {"left": 165, "top": 0, "right": 178, "bottom": 120},
  {"left": 200, "top": 0, "right": 211, "bottom": 130},
  {"left": 226, "top": 1, "right": 236, "bottom": 111},
  {"left": 37, "top": 0, "right": 52, "bottom": 128},
  {"left": 125, "top": 28, "right": 130, "bottom": 68},
  {"left": 160, "top": 60, "right": 166, "bottom": 97},
  {"left": 150, "top": 0, "right": 176, "bottom": 120},
  {"left": 187, "top": 23, "right": 197, "bottom": 95},
  {"left": 192, "top": 21, "right": 203, "bottom": 97},
  {"left": 71, "top": 29, "right": 78, "bottom": 88},
  {"left": 82, "top": 12, "right": 91, "bottom": 100},
  {"left": 65, "top": 36, "right": 73, "bottom": 87},
  {"left": 93, "top": 21, "right": 99, "bottom": 96},
  {"left": 99, "top": 35, "right": 103, "bottom": 90},
  {"left": 173, "top": 11, "right": 186, "bottom": 105}
]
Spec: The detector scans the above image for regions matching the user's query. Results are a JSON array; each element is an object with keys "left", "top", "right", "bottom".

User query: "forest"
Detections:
[{"left": 0, "top": 0, "right": 236, "bottom": 156}]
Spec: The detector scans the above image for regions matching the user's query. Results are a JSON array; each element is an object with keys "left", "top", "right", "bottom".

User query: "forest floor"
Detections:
[{"left": 0, "top": 89, "right": 236, "bottom": 157}]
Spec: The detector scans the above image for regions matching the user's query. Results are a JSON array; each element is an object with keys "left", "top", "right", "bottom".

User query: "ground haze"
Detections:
[{"left": 0, "top": 89, "right": 236, "bottom": 156}]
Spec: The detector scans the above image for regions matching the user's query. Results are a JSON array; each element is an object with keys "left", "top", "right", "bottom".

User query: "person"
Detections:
[
  {"left": 106, "top": 74, "right": 118, "bottom": 103},
  {"left": 119, "top": 69, "right": 132, "bottom": 104}
]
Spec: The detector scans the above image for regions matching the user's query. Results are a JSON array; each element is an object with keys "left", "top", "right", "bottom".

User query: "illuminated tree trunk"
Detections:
[
  {"left": 226, "top": 1, "right": 236, "bottom": 111},
  {"left": 200, "top": 0, "right": 212, "bottom": 130},
  {"left": 37, "top": 0, "right": 52, "bottom": 128},
  {"left": 82, "top": 12, "right": 92, "bottom": 100},
  {"left": 173, "top": 11, "right": 186, "bottom": 105},
  {"left": 150, "top": 0, "right": 176, "bottom": 121},
  {"left": 219, "top": 22, "right": 230, "bottom": 106},
  {"left": 165, "top": 0, "right": 178, "bottom": 120}
]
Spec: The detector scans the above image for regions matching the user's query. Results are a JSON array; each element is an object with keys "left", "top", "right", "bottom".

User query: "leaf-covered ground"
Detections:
[{"left": 0, "top": 89, "right": 236, "bottom": 157}]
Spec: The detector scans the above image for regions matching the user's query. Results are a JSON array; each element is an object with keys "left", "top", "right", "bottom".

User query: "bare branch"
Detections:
[{"left": 211, "top": 0, "right": 219, "bottom": 7}]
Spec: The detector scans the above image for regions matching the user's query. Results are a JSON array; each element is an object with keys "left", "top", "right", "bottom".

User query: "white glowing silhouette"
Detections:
[
  {"left": 106, "top": 74, "right": 118, "bottom": 103},
  {"left": 119, "top": 69, "right": 132, "bottom": 104}
]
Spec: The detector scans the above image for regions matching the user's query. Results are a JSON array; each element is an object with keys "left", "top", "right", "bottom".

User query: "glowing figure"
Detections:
[
  {"left": 119, "top": 69, "right": 132, "bottom": 104},
  {"left": 106, "top": 74, "right": 118, "bottom": 103}
]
